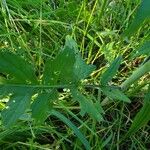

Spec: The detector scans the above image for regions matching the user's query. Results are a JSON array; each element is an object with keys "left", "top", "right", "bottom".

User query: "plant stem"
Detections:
[
  {"left": 121, "top": 61, "right": 150, "bottom": 91},
  {"left": 0, "top": 83, "right": 120, "bottom": 90}
]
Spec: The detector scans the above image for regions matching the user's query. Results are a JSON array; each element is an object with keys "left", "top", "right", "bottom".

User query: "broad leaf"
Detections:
[
  {"left": 66, "top": 35, "right": 95, "bottom": 81},
  {"left": 0, "top": 51, "right": 37, "bottom": 84},
  {"left": 102, "top": 86, "right": 131, "bottom": 103},
  {"left": 124, "top": 0, "right": 150, "bottom": 37},
  {"left": 43, "top": 36, "right": 95, "bottom": 85},
  {"left": 71, "top": 88, "right": 103, "bottom": 121},
  {"left": 51, "top": 110, "right": 91, "bottom": 150},
  {"left": 43, "top": 36, "right": 76, "bottom": 85},
  {"left": 0, "top": 36, "right": 96, "bottom": 128},
  {"left": 100, "top": 56, "right": 122, "bottom": 85},
  {"left": 125, "top": 85, "right": 150, "bottom": 137},
  {"left": 31, "top": 90, "right": 57, "bottom": 123},
  {"left": 43, "top": 50, "right": 75, "bottom": 84},
  {"left": 1, "top": 88, "right": 33, "bottom": 128}
]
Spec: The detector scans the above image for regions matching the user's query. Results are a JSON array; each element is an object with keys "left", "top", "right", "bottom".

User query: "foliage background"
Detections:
[{"left": 0, "top": 0, "right": 150, "bottom": 149}]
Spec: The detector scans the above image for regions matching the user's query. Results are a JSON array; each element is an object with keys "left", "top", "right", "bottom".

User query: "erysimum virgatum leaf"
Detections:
[
  {"left": 42, "top": 35, "right": 76, "bottom": 85},
  {"left": 124, "top": 0, "right": 150, "bottom": 37},
  {"left": 74, "top": 54, "right": 95, "bottom": 82},
  {"left": 31, "top": 90, "right": 58, "bottom": 123},
  {"left": 101, "top": 86, "right": 131, "bottom": 103},
  {"left": 71, "top": 88, "right": 103, "bottom": 121},
  {"left": 43, "top": 35, "right": 95, "bottom": 85},
  {"left": 0, "top": 51, "right": 37, "bottom": 84},
  {"left": 1, "top": 88, "right": 33, "bottom": 128},
  {"left": 66, "top": 36, "right": 96, "bottom": 81},
  {"left": 125, "top": 85, "right": 150, "bottom": 138},
  {"left": 65, "top": 36, "right": 95, "bottom": 81},
  {"left": 0, "top": 35, "right": 96, "bottom": 128},
  {"left": 0, "top": 50, "right": 38, "bottom": 127},
  {"left": 100, "top": 56, "right": 122, "bottom": 86}
]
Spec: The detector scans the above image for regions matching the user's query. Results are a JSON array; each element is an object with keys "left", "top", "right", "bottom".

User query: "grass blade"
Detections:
[
  {"left": 125, "top": 85, "right": 150, "bottom": 138},
  {"left": 124, "top": 0, "right": 150, "bottom": 37},
  {"left": 51, "top": 109, "right": 91, "bottom": 150},
  {"left": 132, "top": 40, "right": 150, "bottom": 58}
]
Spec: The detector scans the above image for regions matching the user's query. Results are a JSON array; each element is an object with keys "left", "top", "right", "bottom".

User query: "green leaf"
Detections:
[
  {"left": 121, "top": 61, "right": 150, "bottom": 91},
  {"left": 125, "top": 85, "right": 150, "bottom": 137},
  {"left": 100, "top": 56, "right": 122, "bottom": 85},
  {"left": 0, "top": 36, "right": 96, "bottom": 128},
  {"left": 102, "top": 86, "right": 131, "bottom": 103},
  {"left": 64, "top": 35, "right": 95, "bottom": 81},
  {"left": 74, "top": 54, "right": 95, "bottom": 81},
  {"left": 124, "top": 0, "right": 150, "bottom": 37},
  {"left": 51, "top": 110, "right": 91, "bottom": 150},
  {"left": 1, "top": 88, "right": 33, "bottom": 128},
  {"left": 43, "top": 37, "right": 76, "bottom": 85},
  {"left": 71, "top": 88, "right": 103, "bottom": 121},
  {"left": 43, "top": 35, "right": 95, "bottom": 84},
  {"left": 66, "top": 36, "right": 95, "bottom": 81},
  {"left": 132, "top": 40, "right": 150, "bottom": 58},
  {"left": 65, "top": 35, "right": 79, "bottom": 53},
  {"left": 31, "top": 90, "right": 57, "bottom": 123},
  {"left": 0, "top": 51, "right": 37, "bottom": 84}
]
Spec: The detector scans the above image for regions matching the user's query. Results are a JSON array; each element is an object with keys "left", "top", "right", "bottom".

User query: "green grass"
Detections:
[{"left": 0, "top": 0, "right": 150, "bottom": 149}]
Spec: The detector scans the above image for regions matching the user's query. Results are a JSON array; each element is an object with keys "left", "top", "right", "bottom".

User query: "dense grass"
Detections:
[{"left": 0, "top": 0, "right": 150, "bottom": 149}]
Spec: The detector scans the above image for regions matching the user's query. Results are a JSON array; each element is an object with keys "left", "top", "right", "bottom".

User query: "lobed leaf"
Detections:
[
  {"left": 74, "top": 54, "right": 95, "bottom": 82},
  {"left": 0, "top": 36, "right": 96, "bottom": 128},
  {"left": 43, "top": 36, "right": 95, "bottom": 85},
  {"left": 102, "top": 86, "right": 131, "bottom": 103},
  {"left": 71, "top": 88, "right": 103, "bottom": 121}
]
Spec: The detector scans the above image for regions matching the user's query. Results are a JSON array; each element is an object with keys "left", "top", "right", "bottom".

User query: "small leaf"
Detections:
[
  {"left": 31, "top": 90, "right": 57, "bottom": 123},
  {"left": 51, "top": 109, "right": 91, "bottom": 150},
  {"left": 100, "top": 56, "right": 122, "bottom": 85},
  {"left": 102, "top": 86, "right": 131, "bottom": 103},
  {"left": 71, "top": 88, "right": 103, "bottom": 121},
  {"left": 125, "top": 85, "right": 150, "bottom": 137},
  {"left": 0, "top": 51, "right": 37, "bottom": 84},
  {"left": 124, "top": 0, "right": 150, "bottom": 37},
  {"left": 1, "top": 88, "right": 33, "bottom": 128}
]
